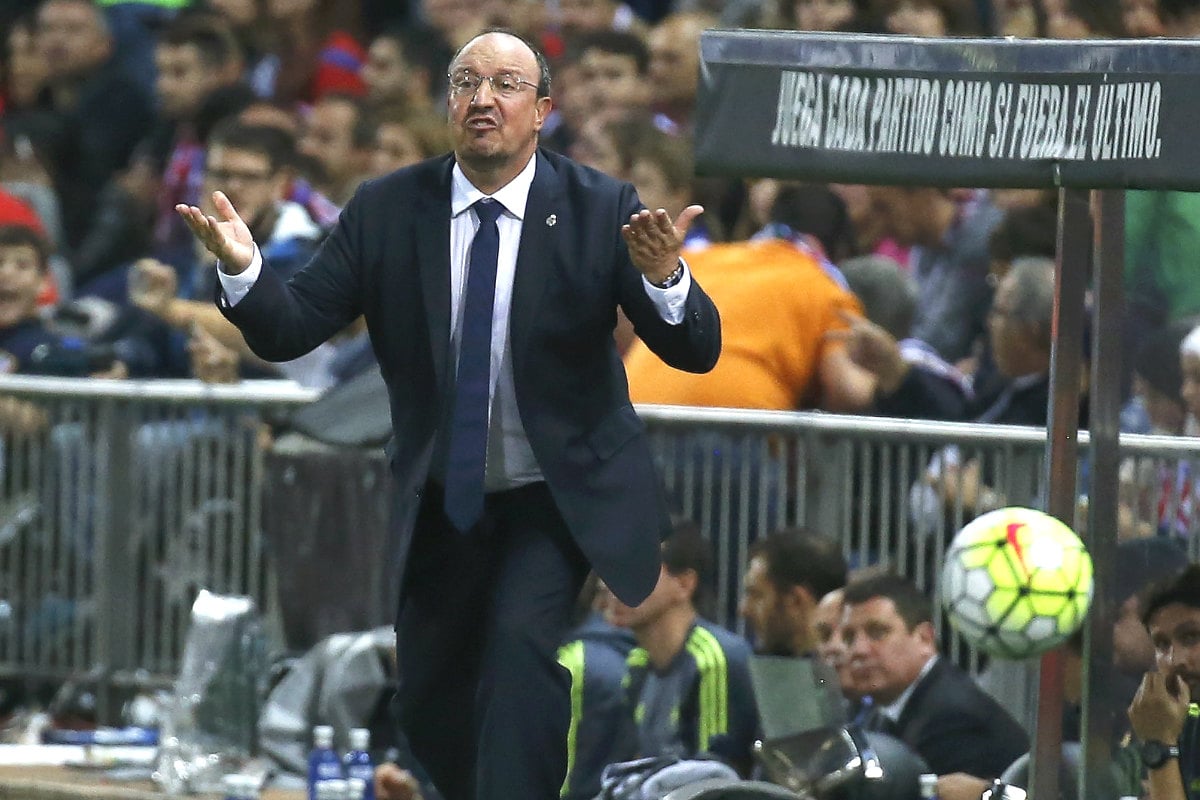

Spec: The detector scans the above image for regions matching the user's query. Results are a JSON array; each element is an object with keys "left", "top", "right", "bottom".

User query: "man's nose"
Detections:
[{"left": 471, "top": 79, "right": 498, "bottom": 105}]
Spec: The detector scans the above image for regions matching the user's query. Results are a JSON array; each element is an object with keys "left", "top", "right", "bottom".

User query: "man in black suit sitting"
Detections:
[{"left": 841, "top": 573, "right": 1029, "bottom": 796}]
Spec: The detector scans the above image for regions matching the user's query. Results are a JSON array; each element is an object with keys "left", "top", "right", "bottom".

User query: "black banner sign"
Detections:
[{"left": 695, "top": 31, "right": 1200, "bottom": 189}]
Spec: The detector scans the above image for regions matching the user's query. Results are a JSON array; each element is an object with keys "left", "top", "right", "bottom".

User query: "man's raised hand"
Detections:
[
  {"left": 622, "top": 205, "right": 704, "bottom": 285},
  {"left": 175, "top": 191, "right": 255, "bottom": 274}
]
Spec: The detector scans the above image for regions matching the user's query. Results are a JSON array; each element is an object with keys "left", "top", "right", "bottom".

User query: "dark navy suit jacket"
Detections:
[
  {"left": 219, "top": 148, "right": 721, "bottom": 607},
  {"left": 893, "top": 656, "right": 1030, "bottom": 779}
]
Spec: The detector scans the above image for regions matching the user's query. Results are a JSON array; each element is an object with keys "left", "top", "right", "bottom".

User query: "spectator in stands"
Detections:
[
  {"left": 739, "top": 526, "right": 848, "bottom": 656},
  {"left": 421, "top": 0, "right": 486, "bottom": 49},
  {"left": 1117, "top": 322, "right": 1195, "bottom": 541},
  {"left": 362, "top": 26, "right": 446, "bottom": 115},
  {"left": 250, "top": 0, "right": 366, "bottom": 106},
  {"left": 574, "top": 31, "right": 652, "bottom": 123},
  {"left": 369, "top": 107, "right": 451, "bottom": 178},
  {"left": 1044, "top": 0, "right": 1125, "bottom": 37},
  {"left": 1160, "top": 0, "right": 1195, "bottom": 38},
  {"left": 297, "top": 93, "right": 375, "bottom": 208},
  {"left": 880, "top": 0, "right": 981, "bottom": 35},
  {"left": 570, "top": 113, "right": 649, "bottom": 179},
  {"left": 987, "top": 199, "right": 1058, "bottom": 280},
  {"left": 626, "top": 130, "right": 713, "bottom": 248},
  {"left": 841, "top": 573, "right": 1029, "bottom": 785},
  {"left": 606, "top": 523, "right": 759, "bottom": 774},
  {"left": 145, "top": 15, "right": 247, "bottom": 272},
  {"left": 624, "top": 185, "right": 875, "bottom": 412},
  {"left": 2, "top": 13, "right": 46, "bottom": 115},
  {"left": 539, "top": 43, "right": 590, "bottom": 155},
  {"left": 0, "top": 187, "right": 66, "bottom": 305},
  {"left": 646, "top": 12, "right": 715, "bottom": 133},
  {"left": 559, "top": 0, "right": 650, "bottom": 36},
  {"left": 842, "top": 256, "right": 1058, "bottom": 428},
  {"left": 778, "top": 0, "right": 872, "bottom": 30},
  {"left": 234, "top": 101, "right": 343, "bottom": 231},
  {"left": 0, "top": 224, "right": 59, "bottom": 375},
  {"left": 36, "top": 0, "right": 155, "bottom": 251},
  {"left": 558, "top": 574, "right": 638, "bottom": 800},
  {"left": 1122, "top": 0, "right": 1166, "bottom": 35},
  {"left": 129, "top": 121, "right": 323, "bottom": 380},
  {"left": 1128, "top": 562, "right": 1200, "bottom": 800},
  {"left": 867, "top": 184, "right": 1003, "bottom": 365},
  {"left": 814, "top": 587, "right": 864, "bottom": 704}
]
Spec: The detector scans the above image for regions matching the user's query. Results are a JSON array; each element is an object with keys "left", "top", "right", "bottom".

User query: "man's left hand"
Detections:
[{"left": 622, "top": 205, "right": 703, "bottom": 284}]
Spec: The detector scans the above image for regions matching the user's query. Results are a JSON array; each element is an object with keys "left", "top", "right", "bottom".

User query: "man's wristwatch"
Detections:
[
  {"left": 1140, "top": 739, "right": 1181, "bottom": 769},
  {"left": 650, "top": 262, "right": 684, "bottom": 289}
]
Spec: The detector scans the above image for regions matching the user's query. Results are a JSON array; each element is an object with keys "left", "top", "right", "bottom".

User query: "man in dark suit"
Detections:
[
  {"left": 841, "top": 573, "right": 1029, "bottom": 789},
  {"left": 176, "top": 29, "right": 721, "bottom": 800}
]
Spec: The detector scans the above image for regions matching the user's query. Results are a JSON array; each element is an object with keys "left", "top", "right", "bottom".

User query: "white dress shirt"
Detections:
[
  {"left": 877, "top": 654, "right": 938, "bottom": 724},
  {"left": 219, "top": 153, "right": 691, "bottom": 490}
]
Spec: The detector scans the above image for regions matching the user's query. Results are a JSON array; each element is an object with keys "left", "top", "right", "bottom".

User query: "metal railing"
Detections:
[
  {"left": 1, "top": 378, "right": 1197, "bottom": 724},
  {"left": 0, "top": 376, "right": 317, "bottom": 719}
]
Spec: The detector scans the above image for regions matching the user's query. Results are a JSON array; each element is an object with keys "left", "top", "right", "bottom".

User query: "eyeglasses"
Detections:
[{"left": 447, "top": 69, "right": 538, "bottom": 99}]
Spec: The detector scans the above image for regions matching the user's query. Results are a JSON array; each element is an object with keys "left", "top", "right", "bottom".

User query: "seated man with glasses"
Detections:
[{"left": 129, "top": 120, "right": 324, "bottom": 378}]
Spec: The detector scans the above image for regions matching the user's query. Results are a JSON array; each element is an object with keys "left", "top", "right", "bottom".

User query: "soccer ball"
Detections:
[{"left": 940, "top": 507, "right": 1094, "bottom": 659}]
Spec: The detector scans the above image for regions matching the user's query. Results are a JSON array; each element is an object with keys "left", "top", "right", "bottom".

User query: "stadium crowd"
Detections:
[{"left": 5, "top": 0, "right": 1200, "bottom": 799}]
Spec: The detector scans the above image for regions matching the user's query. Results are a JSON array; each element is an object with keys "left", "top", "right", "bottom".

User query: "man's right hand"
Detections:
[
  {"left": 826, "top": 309, "right": 910, "bottom": 395},
  {"left": 1129, "top": 671, "right": 1191, "bottom": 745},
  {"left": 175, "top": 191, "right": 255, "bottom": 274},
  {"left": 129, "top": 258, "right": 179, "bottom": 322}
]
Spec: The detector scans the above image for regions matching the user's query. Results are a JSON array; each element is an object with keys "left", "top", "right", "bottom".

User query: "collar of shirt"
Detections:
[
  {"left": 878, "top": 654, "right": 938, "bottom": 723},
  {"left": 450, "top": 152, "right": 537, "bottom": 221}
]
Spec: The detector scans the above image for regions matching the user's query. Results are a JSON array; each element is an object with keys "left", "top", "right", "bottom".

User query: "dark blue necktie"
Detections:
[{"left": 443, "top": 199, "right": 503, "bottom": 532}]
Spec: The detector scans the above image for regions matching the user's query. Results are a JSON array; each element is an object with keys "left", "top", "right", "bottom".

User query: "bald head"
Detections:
[
  {"left": 447, "top": 30, "right": 553, "bottom": 193},
  {"left": 451, "top": 30, "right": 551, "bottom": 98}
]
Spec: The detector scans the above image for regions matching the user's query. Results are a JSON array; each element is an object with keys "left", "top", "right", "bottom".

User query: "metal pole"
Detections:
[
  {"left": 1079, "top": 189, "right": 1125, "bottom": 800},
  {"left": 1031, "top": 187, "right": 1089, "bottom": 800}
]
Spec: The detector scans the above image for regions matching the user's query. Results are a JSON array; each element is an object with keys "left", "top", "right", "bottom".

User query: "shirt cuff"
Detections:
[
  {"left": 642, "top": 258, "right": 691, "bottom": 325},
  {"left": 217, "top": 245, "right": 262, "bottom": 308}
]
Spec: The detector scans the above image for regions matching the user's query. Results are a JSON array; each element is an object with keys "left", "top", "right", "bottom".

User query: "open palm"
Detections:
[{"left": 175, "top": 191, "right": 256, "bottom": 273}]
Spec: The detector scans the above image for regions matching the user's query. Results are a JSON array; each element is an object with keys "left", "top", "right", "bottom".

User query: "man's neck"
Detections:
[{"left": 635, "top": 606, "right": 697, "bottom": 671}]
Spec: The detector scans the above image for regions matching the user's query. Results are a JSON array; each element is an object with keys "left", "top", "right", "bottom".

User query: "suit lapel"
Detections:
[
  {"left": 510, "top": 150, "right": 562, "bottom": 376},
  {"left": 896, "top": 656, "right": 941, "bottom": 734},
  {"left": 415, "top": 157, "right": 455, "bottom": 393}
]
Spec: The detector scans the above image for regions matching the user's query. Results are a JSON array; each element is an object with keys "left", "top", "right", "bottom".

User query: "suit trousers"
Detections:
[{"left": 392, "top": 480, "right": 589, "bottom": 800}]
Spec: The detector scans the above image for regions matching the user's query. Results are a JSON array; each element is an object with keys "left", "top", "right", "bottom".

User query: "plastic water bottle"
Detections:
[
  {"left": 347, "top": 777, "right": 368, "bottom": 800},
  {"left": 343, "top": 728, "right": 375, "bottom": 800},
  {"left": 919, "top": 773, "right": 939, "bottom": 800},
  {"left": 317, "top": 778, "right": 349, "bottom": 800},
  {"left": 308, "top": 725, "right": 343, "bottom": 800}
]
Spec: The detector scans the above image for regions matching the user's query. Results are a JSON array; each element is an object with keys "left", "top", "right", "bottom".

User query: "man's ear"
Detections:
[
  {"left": 535, "top": 96, "right": 553, "bottom": 127},
  {"left": 675, "top": 568, "right": 699, "bottom": 603},
  {"left": 914, "top": 620, "right": 937, "bottom": 650},
  {"left": 784, "top": 584, "right": 815, "bottom": 613}
]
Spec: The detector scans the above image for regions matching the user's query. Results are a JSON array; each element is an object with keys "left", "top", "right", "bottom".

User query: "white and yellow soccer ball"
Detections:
[{"left": 940, "top": 506, "right": 1094, "bottom": 659}]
